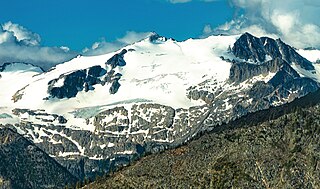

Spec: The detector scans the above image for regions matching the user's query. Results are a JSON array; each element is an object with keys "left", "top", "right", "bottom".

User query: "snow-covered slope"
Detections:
[
  {"left": 1, "top": 33, "right": 320, "bottom": 179},
  {"left": 0, "top": 63, "right": 43, "bottom": 123},
  {"left": 37, "top": 36, "right": 231, "bottom": 108},
  {"left": 0, "top": 63, "right": 42, "bottom": 105},
  {"left": 297, "top": 49, "right": 320, "bottom": 63},
  {"left": 296, "top": 49, "right": 320, "bottom": 82},
  {"left": 3, "top": 35, "right": 237, "bottom": 128}
]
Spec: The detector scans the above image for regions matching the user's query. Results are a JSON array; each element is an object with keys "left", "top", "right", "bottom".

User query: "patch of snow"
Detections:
[
  {"left": 291, "top": 63, "right": 320, "bottom": 82},
  {"left": 223, "top": 99, "right": 233, "bottom": 110},
  {"left": 265, "top": 55, "right": 273, "bottom": 62},
  {"left": 297, "top": 49, "right": 320, "bottom": 63},
  {"left": 52, "top": 77, "right": 65, "bottom": 88},
  {"left": 107, "top": 143, "right": 115, "bottom": 147},
  {"left": 58, "top": 151, "right": 80, "bottom": 157},
  {"left": 89, "top": 155, "right": 104, "bottom": 160},
  {"left": 116, "top": 150, "right": 134, "bottom": 155}
]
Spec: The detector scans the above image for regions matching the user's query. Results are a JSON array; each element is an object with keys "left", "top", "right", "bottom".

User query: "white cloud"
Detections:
[
  {"left": 169, "top": 0, "right": 192, "bottom": 3},
  {"left": 0, "top": 31, "right": 15, "bottom": 44},
  {"left": 82, "top": 38, "right": 123, "bottom": 56},
  {"left": 0, "top": 21, "right": 76, "bottom": 70},
  {"left": 117, "top": 31, "right": 152, "bottom": 44},
  {"left": 166, "top": 0, "right": 217, "bottom": 3},
  {"left": 203, "top": 24, "right": 213, "bottom": 34},
  {"left": 209, "top": 0, "right": 320, "bottom": 49},
  {"left": 83, "top": 31, "right": 152, "bottom": 56},
  {"left": 60, "top": 46, "right": 70, "bottom": 52},
  {"left": 2, "top": 21, "right": 41, "bottom": 46},
  {"left": 0, "top": 23, "right": 150, "bottom": 69}
]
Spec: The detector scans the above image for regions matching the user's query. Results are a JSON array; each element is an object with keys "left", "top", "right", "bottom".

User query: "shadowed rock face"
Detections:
[
  {"left": 48, "top": 70, "right": 88, "bottom": 99},
  {"left": 88, "top": 65, "right": 107, "bottom": 78},
  {"left": 106, "top": 49, "right": 127, "bottom": 68},
  {"left": 229, "top": 57, "right": 286, "bottom": 83},
  {"left": 232, "top": 32, "right": 314, "bottom": 70},
  {"left": 0, "top": 127, "right": 78, "bottom": 189},
  {"left": 276, "top": 39, "right": 315, "bottom": 70},
  {"left": 229, "top": 34, "right": 319, "bottom": 112},
  {"left": 268, "top": 64, "right": 300, "bottom": 88},
  {"left": 148, "top": 33, "right": 168, "bottom": 43},
  {"left": 109, "top": 80, "right": 121, "bottom": 94},
  {"left": 248, "top": 81, "right": 274, "bottom": 99},
  {"left": 233, "top": 32, "right": 266, "bottom": 62},
  {"left": 47, "top": 50, "right": 127, "bottom": 99},
  {"left": 229, "top": 57, "right": 305, "bottom": 85}
]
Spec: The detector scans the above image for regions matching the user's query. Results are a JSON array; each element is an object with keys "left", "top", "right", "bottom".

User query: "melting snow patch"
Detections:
[
  {"left": 116, "top": 150, "right": 134, "bottom": 155},
  {"left": 53, "top": 77, "right": 65, "bottom": 88},
  {"left": 107, "top": 143, "right": 115, "bottom": 147},
  {"left": 58, "top": 151, "right": 80, "bottom": 157},
  {"left": 223, "top": 99, "right": 233, "bottom": 110}
]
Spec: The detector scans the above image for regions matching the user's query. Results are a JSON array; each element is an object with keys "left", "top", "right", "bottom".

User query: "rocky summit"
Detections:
[
  {"left": 232, "top": 32, "right": 314, "bottom": 70},
  {"left": 0, "top": 32, "right": 320, "bottom": 187}
]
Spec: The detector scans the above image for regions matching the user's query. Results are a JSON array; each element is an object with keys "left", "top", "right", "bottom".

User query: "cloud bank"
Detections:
[
  {"left": 0, "top": 21, "right": 153, "bottom": 70},
  {"left": 166, "top": 0, "right": 217, "bottom": 4},
  {"left": 209, "top": 0, "right": 320, "bottom": 49},
  {"left": 82, "top": 31, "right": 152, "bottom": 56},
  {"left": 0, "top": 22, "right": 77, "bottom": 70}
]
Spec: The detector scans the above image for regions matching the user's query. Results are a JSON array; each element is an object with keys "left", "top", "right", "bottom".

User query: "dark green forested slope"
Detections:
[
  {"left": 0, "top": 128, "right": 78, "bottom": 189},
  {"left": 85, "top": 91, "right": 320, "bottom": 189}
]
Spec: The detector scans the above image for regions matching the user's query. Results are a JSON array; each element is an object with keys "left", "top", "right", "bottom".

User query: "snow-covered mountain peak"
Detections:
[
  {"left": 2, "top": 33, "right": 320, "bottom": 115},
  {"left": 1, "top": 33, "right": 319, "bottom": 112},
  {"left": 1, "top": 32, "right": 320, "bottom": 178},
  {"left": 147, "top": 32, "right": 169, "bottom": 44},
  {"left": 5, "top": 34, "right": 238, "bottom": 111}
]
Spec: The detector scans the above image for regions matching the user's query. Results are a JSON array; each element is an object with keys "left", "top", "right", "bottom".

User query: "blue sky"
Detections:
[
  {"left": 0, "top": 0, "right": 319, "bottom": 69},
  {"left": 0, "top": 0, "right": 233, "bottom": 51}
]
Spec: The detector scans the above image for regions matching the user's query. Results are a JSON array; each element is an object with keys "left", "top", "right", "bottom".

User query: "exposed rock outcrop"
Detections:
[
  {"left": 232, "top": 32, "right": 314, "bottom": 70},
  {"left": 229, "top": 57, "right": 286, "bottom": 83},
  {"left": 148, "top": 33, "right": 168, "bottom": 43},
  {"left": 106, "top": 49, "right": 127, "bottom": 68},
  {"left": 9, "top": 103, "right": 208, "bottom": 179},
  {"left": 47, "top": 50, "right": 128, "bottom": 99},
  {"left": 48, "top": 70, "right": 88, "bottom": 98}
]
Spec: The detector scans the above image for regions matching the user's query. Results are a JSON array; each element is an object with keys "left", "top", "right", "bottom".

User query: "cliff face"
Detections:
[{"left": 232, "top": 32, "right": 314, "bottom": 70}]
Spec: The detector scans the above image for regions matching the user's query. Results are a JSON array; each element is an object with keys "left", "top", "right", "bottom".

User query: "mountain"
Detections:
[
  {"left": 0, "top": 127, "right": 78, "bottom": 189},
  {"left": 84, "top": 89, "right": 320, "bottom": 188},
  {"left": 0, "top": 32, "right": 320, "bottom": 179}
]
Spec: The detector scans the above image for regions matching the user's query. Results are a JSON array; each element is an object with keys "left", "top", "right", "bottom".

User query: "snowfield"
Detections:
[
  {"left": 0, "top": 35, "right": 239, "bottom": 129},
  {"left": 0, "top": 34, "right": 319, "bottom": 131}
]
